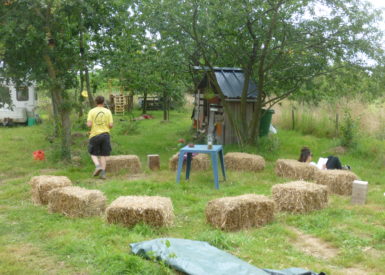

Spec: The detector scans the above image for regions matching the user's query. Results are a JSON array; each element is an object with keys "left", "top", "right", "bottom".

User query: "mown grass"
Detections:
[{"left": 0, "top": 110, "right": 384, "bottom": 274}]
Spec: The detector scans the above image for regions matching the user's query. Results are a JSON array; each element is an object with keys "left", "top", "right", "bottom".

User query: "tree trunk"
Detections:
[
  {"left": 167, "top": 97, "right": 170, "bottom": 121},
  {"left": 59, "top": 104, "right": 72, "bottom": 160},
  {"left": 142, "top": 92, "right": 147, "bottom": 114},
  {"left": 84, "top": 67, "right": 94, "bottom": 107},
  {"left": 78, "top": 69, "right": 84, "bottom": 118},
  {"left": 163, "top": 90, "right": 168, "bottom": 121},
  {"left": 79, "top": 28, "right": 94, "bottom": 108},
  {"left": 43, "top": 53, "right": 72, "bottom": 161},
  {"left": 50, "top": 88, "right": 60, "bottom": 137}
]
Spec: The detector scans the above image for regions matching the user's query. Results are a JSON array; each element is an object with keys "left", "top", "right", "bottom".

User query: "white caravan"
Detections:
[{"left": 0, "top": 81, "right": 38, "bottom": 125}]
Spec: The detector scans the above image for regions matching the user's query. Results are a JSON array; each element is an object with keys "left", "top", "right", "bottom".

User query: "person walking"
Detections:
[{"left": 87, "top": 96, "right": 113, "bottom": 179}]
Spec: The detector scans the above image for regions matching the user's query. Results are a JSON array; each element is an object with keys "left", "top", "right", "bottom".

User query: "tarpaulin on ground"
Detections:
[{"left": 130, "top": 238, "right": 321, "bottom": 275}]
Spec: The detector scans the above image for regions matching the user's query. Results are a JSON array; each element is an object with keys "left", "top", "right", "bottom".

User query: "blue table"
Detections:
[{"left": 176, "top": 145, "right": 226, "bottom": 189}]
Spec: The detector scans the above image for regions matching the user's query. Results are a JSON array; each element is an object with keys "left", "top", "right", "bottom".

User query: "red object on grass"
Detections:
[
  {"left": 33, "top": 150, "right": 45, "bottom": 160},
  {"left": 178, "top": 138, "right": 185, "bottom": 143}
]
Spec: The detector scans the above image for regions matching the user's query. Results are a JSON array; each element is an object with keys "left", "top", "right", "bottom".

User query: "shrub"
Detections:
[
  {"left": 117, "top": 120, "right": 140, "bottom": 136},
  {"left": 340, "top": 111, "right": 358, "bottom": 149}
]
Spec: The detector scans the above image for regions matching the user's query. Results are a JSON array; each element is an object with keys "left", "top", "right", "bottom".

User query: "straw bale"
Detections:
[
  {"left": 224, "top": 152, "right": 265, "bottom": 172},
  {"left": 48, "top": 186, "right": 106, "bottom": 218},
  {"left": 106, "top": 196, "right": 174, "bottom": 227},
  {"left": 272, "top": 181, "right": 328, "bottom": 213},
  {"left": 315, "top": 170, "right": 358, "bottom": 195},
  {"left": 28, "top": 175, "right": 72, "bottom": 205},
  {"left": 169, "top": 153, "right": 210, "bottom": 171},
  {"left": 105, "top": 155, "right": 141, "bottom": 174},
  {"left": 205, "top": 194, "right": 275, "bottom": 231},
  {"left": 275, "top": 159, "right": 318, "bottom": 181}
]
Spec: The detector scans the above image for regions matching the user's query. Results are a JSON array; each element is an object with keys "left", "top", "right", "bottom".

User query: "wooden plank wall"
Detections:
[{"left": 223, "top": 101, "right": 256, "bottom": 144}]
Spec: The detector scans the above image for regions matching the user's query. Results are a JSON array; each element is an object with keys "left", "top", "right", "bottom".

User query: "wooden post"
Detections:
[
  {"left": 147, "top": 154, "right": 160, "bottom": 171},
  {"left": 335, "top": 113, "right": 339, "bottom": 136}
]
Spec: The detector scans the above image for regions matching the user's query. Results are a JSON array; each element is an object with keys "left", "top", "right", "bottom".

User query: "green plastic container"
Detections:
[
  {"left": 27, "top": 117, "right": 36, "bottom": 126},
  {"left": 259, "top": 109, "right": 275, "bottom": 137}
]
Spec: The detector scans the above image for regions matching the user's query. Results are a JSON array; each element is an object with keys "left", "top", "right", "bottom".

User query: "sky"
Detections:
[{"left": 368, "top": 0, "right": 385, "bottom": 8}]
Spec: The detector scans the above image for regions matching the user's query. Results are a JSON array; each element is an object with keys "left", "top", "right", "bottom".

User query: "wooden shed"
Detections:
[{"left": 192, "top": 67, "right": 259, "bottom": 145}]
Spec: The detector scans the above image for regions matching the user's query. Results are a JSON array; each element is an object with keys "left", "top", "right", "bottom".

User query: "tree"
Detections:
[
  {"left": 0, "top": 0, "right": 126, "bottom": 160},
  {"left": 294, "top": 63, "right": 385, "bottom": 104},
  {"left": 98, "top": 9, "right": 186, "bottom": 118},
  {"left": 139, "top": 0, "right": 384, "bottom": 146}
]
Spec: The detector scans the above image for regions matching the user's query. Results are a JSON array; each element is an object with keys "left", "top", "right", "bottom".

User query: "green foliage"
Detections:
[
  {"left": 198, "top": 230, "right": 234, "bottom": 250},
  {"left": 117, "top": 119, "right": 141, "bottom": 136},
  {"left": 293, "top": 64, "right": 385, "bottom": 104},
  {"left": 340, "top": 111, "right": 359, "bottom": 149},
  {"left": 0, "top": 83, "right": 12, "bottom": 109},
  {"left": 256, "top": 135, "right": 280, "bottom": 161}
]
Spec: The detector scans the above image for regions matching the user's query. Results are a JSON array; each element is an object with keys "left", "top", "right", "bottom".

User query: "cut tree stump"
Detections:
[{"left": 147, "top": 154, "right": 160, "bottom": 171}]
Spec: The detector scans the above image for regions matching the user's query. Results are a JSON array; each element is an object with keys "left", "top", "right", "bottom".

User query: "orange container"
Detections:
[{"left": 33, "top": 150, "right": 45, "bottom": 160}]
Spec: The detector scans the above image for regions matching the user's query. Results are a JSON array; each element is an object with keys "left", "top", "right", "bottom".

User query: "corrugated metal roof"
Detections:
[{"left": 195, "top": 67, "right": 258, "bottom": 98}]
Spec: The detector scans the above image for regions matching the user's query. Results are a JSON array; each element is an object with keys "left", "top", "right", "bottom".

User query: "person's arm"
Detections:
[
  {"left": 86, "top": 111, "right": 92, "bottom": 128},
  {"left": 108, "top": 110, "right": 113, "bottom": 129}
]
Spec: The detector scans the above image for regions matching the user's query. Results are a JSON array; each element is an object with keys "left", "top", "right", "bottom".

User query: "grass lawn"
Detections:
[{"left": 0, "top": 110, "right": 384, "bottom": 275}]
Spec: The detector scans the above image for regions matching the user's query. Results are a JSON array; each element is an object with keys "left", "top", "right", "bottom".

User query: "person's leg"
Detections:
[
  {"left": 89, "top": 135, "right": 103, "bottom": 176},
  {"left": 99, "top": 156, "right": 106, "bottom": 170},
  {"left": 326, "top": 156, "right": 342, "bottom": 170},
  {"left": 99, "top": 134, "right": 111, "bottom": 179},
  {"left": 91, "top": 155, "right": 100, "bottom": 167}
]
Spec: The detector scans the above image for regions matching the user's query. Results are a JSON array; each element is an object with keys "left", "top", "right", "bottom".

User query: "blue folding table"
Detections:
[{"left": 176, "top": 145, "right": 226, "bottom": 189}]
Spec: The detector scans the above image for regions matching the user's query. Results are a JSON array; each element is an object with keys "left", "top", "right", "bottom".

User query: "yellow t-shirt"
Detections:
[{"left": 87, "top": 106, "right": 113, "bottom": 138}]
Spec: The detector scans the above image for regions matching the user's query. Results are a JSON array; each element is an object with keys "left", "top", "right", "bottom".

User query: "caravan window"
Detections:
[{"left": 16, "top": 86, "right": 29, "bottom": 101}]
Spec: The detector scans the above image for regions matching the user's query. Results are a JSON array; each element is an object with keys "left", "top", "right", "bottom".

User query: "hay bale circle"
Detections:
[
  {"left": 205, "top": 194, "right": 275, "bottom": 231},
  {"left": 224, "top": 152, "right": 265, "bottom": 172},
  {"left": 315, "top": 170, "right": 358, "bottom": 195},
  {"left": 106, "top": 196, "right": 174, "bottom": 227},
  {"left": 48, "top": 186, "right": 107, "bottom": 218},
  {"left": 169, "top": 153, "right": 210, "bottom": 171},
  {"left": 275, "top": 159, "right": 317, "bottom": 181},
  {"left": 105, "top": 155, "right": 141, "bottom": 174},
  {"left": 272, "top": 181, "right": 328, "bottom": 213},
  {"left": 28, "top": 175, "right": 72, "bottom": 205}
]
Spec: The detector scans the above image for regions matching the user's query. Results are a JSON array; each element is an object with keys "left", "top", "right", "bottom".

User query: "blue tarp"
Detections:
[{"left": 130, "top": 238, "right": 320, "bottom": 275}]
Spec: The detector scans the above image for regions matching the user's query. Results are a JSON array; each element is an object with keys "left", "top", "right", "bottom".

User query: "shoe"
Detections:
[
  {"left": 93, "top": 166, "right": 102, "bottom": 177},
  {"left": 99, "top": 170, "right": 106, "bottom": 180}
]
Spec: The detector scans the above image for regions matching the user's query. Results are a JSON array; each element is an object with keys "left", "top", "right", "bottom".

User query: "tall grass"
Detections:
[{"left": 273, "top": 97, "right": 385, "bottom": 140}]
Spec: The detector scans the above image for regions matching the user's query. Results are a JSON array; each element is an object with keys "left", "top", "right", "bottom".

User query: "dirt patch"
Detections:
[
  {"left": 289, "top": 227, "right": 378, "bottom": 274},
  {"left": 362, "top": 246, "right": 383, "bottom": 259},
  {"left": 289, "top": 227, "right": 339, "bottom": 259}
]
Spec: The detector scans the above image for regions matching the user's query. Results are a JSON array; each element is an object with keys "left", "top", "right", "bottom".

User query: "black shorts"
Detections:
[{"left": 88, "top": 133, "right": 111, "bottom": 156}]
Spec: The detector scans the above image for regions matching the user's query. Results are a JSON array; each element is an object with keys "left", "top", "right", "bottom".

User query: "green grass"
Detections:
[{"left": 0, "top": 110, "right": 384, "bottom": 274}]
